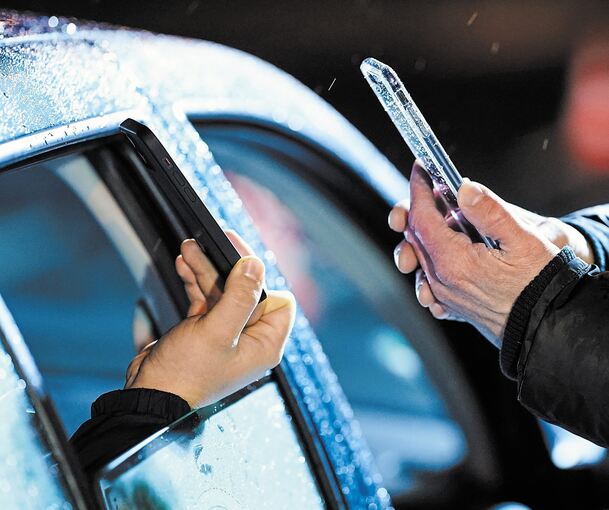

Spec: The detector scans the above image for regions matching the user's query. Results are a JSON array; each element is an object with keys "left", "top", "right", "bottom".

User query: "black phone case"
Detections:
[{"left": 120, "top": 118, "right": 266, "bottom": 302}]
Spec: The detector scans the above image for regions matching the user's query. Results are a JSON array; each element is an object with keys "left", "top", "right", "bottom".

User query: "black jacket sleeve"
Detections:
[
  {"left": 500, "top": 246, "right": 609, "bottom": 446},
  {"left": 70, "top": 388, "right": 190, "bottom": 481},
  {"left": 561, "top": 204, "right": 609, "bottom": 272}
]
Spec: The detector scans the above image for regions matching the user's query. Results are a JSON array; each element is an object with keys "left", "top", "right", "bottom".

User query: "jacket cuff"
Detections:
[
  {"left": 500, "top": 247, "right": 576, "bottom": 380},
  {"left": 561, "top": 215, "right": 607, "bottom": 272},
  {"left": 91, "top": 388, "right": 191, "bottom": 423}
]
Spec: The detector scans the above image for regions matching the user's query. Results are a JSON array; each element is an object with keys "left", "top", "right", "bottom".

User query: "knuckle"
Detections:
[
  {"left": 229, "top": 283, "right": 260, "bottom": 307},
  {"left": 433, "top": 260, "right": 455, "bottom": 286},
  {"left": 427, "top": 278, "right": 450, "bottom": 305},
  {"left": 435, "top": 249, "right": 470, "bottom": 286},
  {"left": 477, "top": 194, "right": 496, "bottom": 216},
  {"left": 483, "top": 201, "right": 511, "bottom": 230}
]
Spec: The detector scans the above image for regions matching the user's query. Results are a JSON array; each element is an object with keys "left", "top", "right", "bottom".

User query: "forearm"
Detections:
[{"left": 70, "top": 388, "right": 190, "bottom": 481}]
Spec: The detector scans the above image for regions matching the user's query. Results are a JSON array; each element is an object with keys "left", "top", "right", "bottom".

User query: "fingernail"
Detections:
[
  {"left": 393, "top": 244, "right": 402, "bottom": 267},
  {"left": 238, "top": 257, "right": 264, "bottom": 283},
  {"left": 387, "top": 210, "right": 397, "bottom": 230},
  {"left": 459, "top": 181, "right": 485, "bottom": 207}
]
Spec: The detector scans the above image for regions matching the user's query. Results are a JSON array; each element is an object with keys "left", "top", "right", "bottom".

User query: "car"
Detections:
[{"left": 1, "top": 10, "right": 609, "bottom": 510}]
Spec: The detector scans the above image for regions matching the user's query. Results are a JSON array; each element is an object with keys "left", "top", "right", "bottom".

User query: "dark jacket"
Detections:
[
  {"left": 71, "top": 388, "right": 190, "bottom": 481},
  {"left": 70, "top": 206, "right": 609, "bottom": 484},
  {"left": 501, "top": 206, "right": 609, "bottom": 446}
]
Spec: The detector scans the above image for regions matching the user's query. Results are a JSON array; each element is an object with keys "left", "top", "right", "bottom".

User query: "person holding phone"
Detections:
[
  {"left": 71, "top": 231, "right": 296, "bottom": 480},
  {"left": 390, "top": 161, "right": 609, "bottom": 446}
]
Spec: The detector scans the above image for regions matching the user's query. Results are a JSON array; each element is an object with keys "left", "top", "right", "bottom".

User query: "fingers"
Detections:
[
  {"left": 242, "top": 290, "right": 297, "bottom": 366},
  {"left": 180, "top": 233, "right": 268, "bottom": 325},
  {"left": 389, "top": 197, "right": 417, "bottom": 274},
  {"left": 394, "top": 239, "right": 418, "bottom": 273},
  {"left": 225, "top": 230, "right": 255, "bottom": 257},
  {"left": 176, "top": 254, "right": 207, "bottom": 317},
  {"left": 409, "top": 163, "right": 469, "bottom": 255},
  {"left": 224, "top": 231, "right": 267, "bottom": 326},
  {"left": 429, "top": 302, "right": 450, "bottom": 320},
  {"left": 203, "top": 256, "right": 266, "bottom": 344},
  {"left": 388, "top": 199, "right": 410, "bottom": 232},
  {"left": 415, "top": 269, "right": 448, "bottom": 319},
  {"left": 457, "top": 180, "right": 525, "bottom": 251},
  {"left": 415, "top": 269, "right": 435, "bottom": 307},
  {"left": 180, "top": 239, "right": 221, "bottom": 304}
]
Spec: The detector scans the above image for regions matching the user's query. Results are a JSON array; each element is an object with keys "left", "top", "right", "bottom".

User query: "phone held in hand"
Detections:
[
  {"left": 360, "top": 57, "right": 498, "bottom": 249},
  {"left": 120, "top": 118, "right": 267, "bottom": 302}
]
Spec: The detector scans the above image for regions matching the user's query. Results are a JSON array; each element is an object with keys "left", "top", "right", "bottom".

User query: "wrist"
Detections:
[{"left": 552, "top": 218, "right": 594, "bottom": 264}]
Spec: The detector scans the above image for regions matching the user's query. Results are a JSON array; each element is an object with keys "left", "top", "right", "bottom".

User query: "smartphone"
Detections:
[
  {"left": 360, "top": 57, "right": 498, "bottom": 249},
  {"left": 120, "top": 118, "right": 266, "bottom": 302}
]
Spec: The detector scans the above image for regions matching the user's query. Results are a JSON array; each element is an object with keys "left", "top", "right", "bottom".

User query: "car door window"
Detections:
[
  {"left": 98, "top": 379, "right": 326, "bottom": 509},
  {"left": 196, "top": 124, "right": 469, "bottom": 494},
  {"left": 0, "top": 297, "right": 84, "bottom": 509},
  {"left": 0, "top": 151, "right": 177, "bottom": 435}
]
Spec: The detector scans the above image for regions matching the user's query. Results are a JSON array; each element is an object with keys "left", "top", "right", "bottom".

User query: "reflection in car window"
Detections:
[
  {"left": 0, "top": 322, "right": 77, "bottom": 509},
  {"left": 99, "top": 382, "right": 325, "bottom": 509},
  {"left": 0, "top": 154, "right": 157, "bottom": 434},
  {"left": 197, "top": 125, "right": 466, "bottom": 493}
]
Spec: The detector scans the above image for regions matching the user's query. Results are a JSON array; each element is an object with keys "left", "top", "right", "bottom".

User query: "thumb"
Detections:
[
  {"left": 203, "top": 256, "right": 265, "bottom": 344},
  {"left": 458, "top": 180, "right": 523, "bottom": 250}
]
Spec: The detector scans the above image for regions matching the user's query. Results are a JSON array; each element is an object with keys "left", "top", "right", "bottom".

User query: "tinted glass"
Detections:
[
  {"left": 197, "top": 125, "right": 467, "bottom": 493},
  {"left": 0, "top": 154, "right": 155, "bottom": 434}
]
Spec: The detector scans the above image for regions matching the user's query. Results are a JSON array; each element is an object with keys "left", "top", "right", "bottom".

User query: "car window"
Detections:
[
  {"left": 98, "top": 380, "right": 326, "bottom": 509},
  {"left": 0, "top": 152, "right": 174, "bottom": 435},
  {"left": 196, "top": 124, "right": 468, "bottom": 494},
  {"left": 0, "top": 298, "right": 82, "bottom": 509}
]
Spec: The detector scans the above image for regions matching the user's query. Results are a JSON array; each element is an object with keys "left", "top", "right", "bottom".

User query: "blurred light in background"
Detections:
[
  {"left": 564, "top": 38, "right": 609, "bottom": 172},
  {"left": 541, "top": 421, "right": 606, "bottom": 469}
]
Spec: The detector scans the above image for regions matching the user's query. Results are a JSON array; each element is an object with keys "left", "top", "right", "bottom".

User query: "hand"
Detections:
[
  {"left": 125, "top": 231, "right": 296, "bottom": 408},
  {"left": 390, "top": 172, "right": 593, "bottom": 275},
  {"left": 390, "top": 163, "right": 571, "bottom": 346}
]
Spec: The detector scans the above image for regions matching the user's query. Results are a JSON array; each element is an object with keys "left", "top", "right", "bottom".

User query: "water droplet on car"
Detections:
[{"left": 198, "top": 463, "right": 213, "bottom": 475}]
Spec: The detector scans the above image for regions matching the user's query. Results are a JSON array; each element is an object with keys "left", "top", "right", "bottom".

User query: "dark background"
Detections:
[{"left": 5, "top": 0, "right": 609, "bottom": 214}]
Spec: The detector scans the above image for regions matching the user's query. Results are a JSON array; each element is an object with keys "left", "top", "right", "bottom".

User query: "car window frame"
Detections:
[
  {"left": 103, "top": 136, "right": 348, "bottom": 510},
  {"left": 0, "top": 130, "right": 348, "bottom": 510}
]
